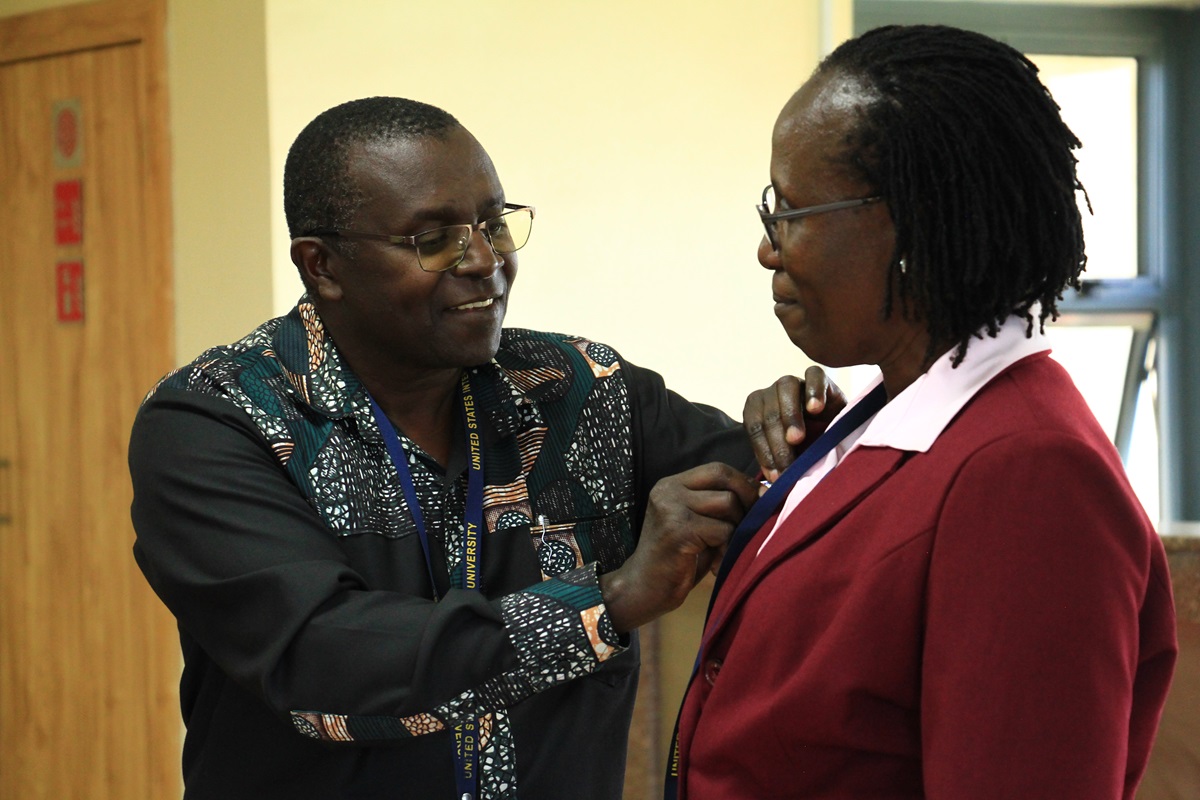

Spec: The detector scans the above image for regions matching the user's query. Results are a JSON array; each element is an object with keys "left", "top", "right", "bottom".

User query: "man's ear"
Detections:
[{"left": 291, "top": 237, "right": 343, "bottom": 302}]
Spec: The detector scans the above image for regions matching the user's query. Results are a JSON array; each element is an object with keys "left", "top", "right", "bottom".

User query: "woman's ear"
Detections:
[{"left": 291, "top": 237, "right": 343, "bottom": 302}]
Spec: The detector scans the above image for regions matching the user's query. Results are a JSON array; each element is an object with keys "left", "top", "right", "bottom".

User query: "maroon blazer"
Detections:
[{"left": 678, "top": 352, "right": 1177, "bottom": 799}]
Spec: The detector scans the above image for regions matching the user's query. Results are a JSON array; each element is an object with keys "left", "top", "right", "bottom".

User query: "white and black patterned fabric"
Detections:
[{"left": 130, "top": 296, "right": 752, "bottom": 799}]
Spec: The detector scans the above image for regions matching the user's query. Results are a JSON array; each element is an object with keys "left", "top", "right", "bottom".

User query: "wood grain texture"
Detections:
[
  {"left": 0, "top": 1, "right": 177, "bottom": 797},
  {"left": 0, "top": 0, "right": 159, "bottom": 65},
  {"left": 624, "top": 620, "right": 662, "bottom": 800},
  {"left": 1137, "top": 536, "right": 1200, "bottom": 800}
]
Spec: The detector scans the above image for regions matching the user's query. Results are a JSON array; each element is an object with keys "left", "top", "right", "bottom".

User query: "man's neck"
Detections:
[
  {"left": 361, "top": 365, "right": 463, "bottom": 468},
  {"left": 310, "top": 298, "right": 468, "bottom": 466}
]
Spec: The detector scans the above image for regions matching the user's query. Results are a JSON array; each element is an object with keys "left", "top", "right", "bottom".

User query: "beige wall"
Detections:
[
  {"left": 0, "top": 0, "right": 848, "bottom": 407},
  {"left": 265, "top": 0, "right": 845, "bottom": 415},
  {"left": 167, "top": 0, "right": 274, "bottom": 362}
]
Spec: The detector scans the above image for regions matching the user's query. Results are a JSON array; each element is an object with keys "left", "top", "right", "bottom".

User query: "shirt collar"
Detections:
[
  {"left": 272, "top": 297, "right": 557, "bottom": 436},
  {"left": 266, "top": 296, "right": 361, "bottom": 417},
  {"left": 851, "top": 314, "right": 1051, "bottom": 454}
]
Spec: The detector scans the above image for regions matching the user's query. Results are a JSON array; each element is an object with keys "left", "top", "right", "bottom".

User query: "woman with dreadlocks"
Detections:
[{"left": 664, "top": 24, "right": 1176, "bottom": 800}]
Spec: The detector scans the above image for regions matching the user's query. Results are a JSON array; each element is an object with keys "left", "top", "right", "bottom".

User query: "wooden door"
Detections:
[{"left": 0, "top": 1, "right": 179, "bottom": 797}]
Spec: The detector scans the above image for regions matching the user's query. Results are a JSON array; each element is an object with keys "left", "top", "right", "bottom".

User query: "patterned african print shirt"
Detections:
[{"left": 130, "top": 297, "right": 750, "bottom": 800}]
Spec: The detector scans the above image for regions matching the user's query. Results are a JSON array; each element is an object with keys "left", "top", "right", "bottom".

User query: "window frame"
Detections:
[{"left": 853, "top": 1, "right": 1200, "bottom": 526}]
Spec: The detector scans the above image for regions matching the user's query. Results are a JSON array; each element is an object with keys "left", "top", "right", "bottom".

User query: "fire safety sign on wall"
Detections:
[
  {"left": 56, "top": 261, "right": 84, "bottom": 323},
  {"left": 54, "top": 180, "right": 83, "bottom": 245},
  {"left": 52, "top": 99, "right": 85, "bottom": 324},
  {"left": 52, "top": 99, "right": 83, "bottom": 170}
]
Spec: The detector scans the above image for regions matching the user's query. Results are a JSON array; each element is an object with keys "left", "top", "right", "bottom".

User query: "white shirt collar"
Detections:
[
  {"left": 849, "top": 313, "right": 1051, "bottom": 454},
  {"left": 758, "top": 314, "right": 1050, "bottom": 557}
]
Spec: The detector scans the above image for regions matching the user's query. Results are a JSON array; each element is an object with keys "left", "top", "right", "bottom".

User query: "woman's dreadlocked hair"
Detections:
[{"left": 818, "top": 24, "right": 1088, "bottom": 365}]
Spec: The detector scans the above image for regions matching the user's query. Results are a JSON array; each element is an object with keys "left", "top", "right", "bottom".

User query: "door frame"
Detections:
[
  {"left": 0, "top": 0, "right": 176, "bottom": 796},
  {"left": 1, "top": 0, "right": 172, "bottom": 322}
]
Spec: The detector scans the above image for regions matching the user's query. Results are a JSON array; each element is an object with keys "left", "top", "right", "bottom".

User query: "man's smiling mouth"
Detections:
[{"left": 451, "top": 297, "right": 496, "bottom": 311}]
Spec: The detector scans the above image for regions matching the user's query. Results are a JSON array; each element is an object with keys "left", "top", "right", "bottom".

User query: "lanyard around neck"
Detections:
[
  {"left": 663, "top": 382, "right": 888, "bottom": 800},
  {"left": 368, "top": 371, "right": 486, "bottom": 596},
  {"left": 706, "top": 382, "right": 888, "bottom": 611},
  {"left": 368, "top": 371, "right": 486, "bottom": 800}
]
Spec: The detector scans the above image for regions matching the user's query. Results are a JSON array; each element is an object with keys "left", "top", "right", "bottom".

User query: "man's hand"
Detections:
[
  {"left": 743, "top": 366, "right": 846, "bottom": 483},
  {"left": 599, "top": 463, "right": 759, "bottom": 633}
]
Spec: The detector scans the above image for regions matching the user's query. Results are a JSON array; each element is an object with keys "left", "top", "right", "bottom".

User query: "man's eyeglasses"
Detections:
[
  {"left": 757, "top": 185, "right": 883, "bottom": 250},
  {"left": 308, "top": 204, "right": 535, "bottom": 272}
]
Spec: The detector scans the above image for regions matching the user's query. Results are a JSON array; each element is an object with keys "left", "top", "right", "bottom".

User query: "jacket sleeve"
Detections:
[
  {"left": 129, "top": 388, "right": 624, "bottom": 744},
  {"left": 621, "top": 357, "right": 755, "bottom": 526},
  {"left": 921, "top": 429, "right": 1174, "bottom": 798}
]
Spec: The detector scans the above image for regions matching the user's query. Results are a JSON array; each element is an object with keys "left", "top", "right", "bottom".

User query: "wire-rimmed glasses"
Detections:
[
  {"left": 308, "top": 204, "right": 535, "bottom": 272},
  {"left": 757, "top": 185, "right": 882, "bottom": 250}
]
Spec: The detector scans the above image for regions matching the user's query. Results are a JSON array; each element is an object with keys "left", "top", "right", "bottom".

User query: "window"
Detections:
[
  {"left": 1031, "top": 54, "right": 1157, "bottom": 520},
  {"left": 855, "top": 1, "right": 1200, "bottom": 528}
]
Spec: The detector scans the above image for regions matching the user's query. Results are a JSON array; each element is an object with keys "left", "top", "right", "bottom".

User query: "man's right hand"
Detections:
[{"left": 599, "top": 462, "right": 759, "bottom": 633}]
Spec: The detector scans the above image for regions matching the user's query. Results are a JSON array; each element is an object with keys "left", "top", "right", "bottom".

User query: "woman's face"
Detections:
[{"left": 759, "top": 72, "right": 929, "bottom": 381}]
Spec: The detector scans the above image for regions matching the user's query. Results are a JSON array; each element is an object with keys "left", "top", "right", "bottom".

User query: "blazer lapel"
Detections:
[{"left": 708, "top": 446, "right": 910, "bottom": 638}]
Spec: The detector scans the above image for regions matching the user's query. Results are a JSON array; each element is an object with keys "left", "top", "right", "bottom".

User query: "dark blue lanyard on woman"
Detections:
[
  {"left": 662, "top": 383, "right": 888, "bottom": 800},
  {"left": 368, "top": 370, "right": 486, "bottom": 800}
]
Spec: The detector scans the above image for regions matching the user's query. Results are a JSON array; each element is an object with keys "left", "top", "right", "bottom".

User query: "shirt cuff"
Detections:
[
  {"left": 288, "top": 563, "right": 627, "bottom": 745},
  {"left": 497, "top": 562, "right": 625, "bottom": 691}
]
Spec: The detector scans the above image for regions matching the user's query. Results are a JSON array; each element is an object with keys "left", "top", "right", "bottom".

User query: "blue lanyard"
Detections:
[
  {"left": 663, "top": 383, "right": 888, "bottom": 800},
  {"left": 368, "top": 371, "right": 486, "bottom": 800}
]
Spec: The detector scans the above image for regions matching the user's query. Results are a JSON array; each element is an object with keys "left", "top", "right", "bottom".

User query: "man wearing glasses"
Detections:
[{"left": 128, "top": 97, "right": 825, "bottom": 799}]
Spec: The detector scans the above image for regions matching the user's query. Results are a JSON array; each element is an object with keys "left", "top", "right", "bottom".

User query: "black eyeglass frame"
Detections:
[
  {"left": 757, "top": 185, "right": 883, "bottom": 250},
  {"left": 306, "top": 203, "right": 536, "bottom": 272}
]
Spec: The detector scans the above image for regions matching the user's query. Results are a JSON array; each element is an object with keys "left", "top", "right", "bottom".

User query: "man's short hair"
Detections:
[{"left": 283, "top": 97, "right": 460, "bottom": 238}]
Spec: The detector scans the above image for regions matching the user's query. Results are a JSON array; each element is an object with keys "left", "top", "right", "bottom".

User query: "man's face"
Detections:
[{"left": 322, "top": 127, "right": 517, "bottom": 377}]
